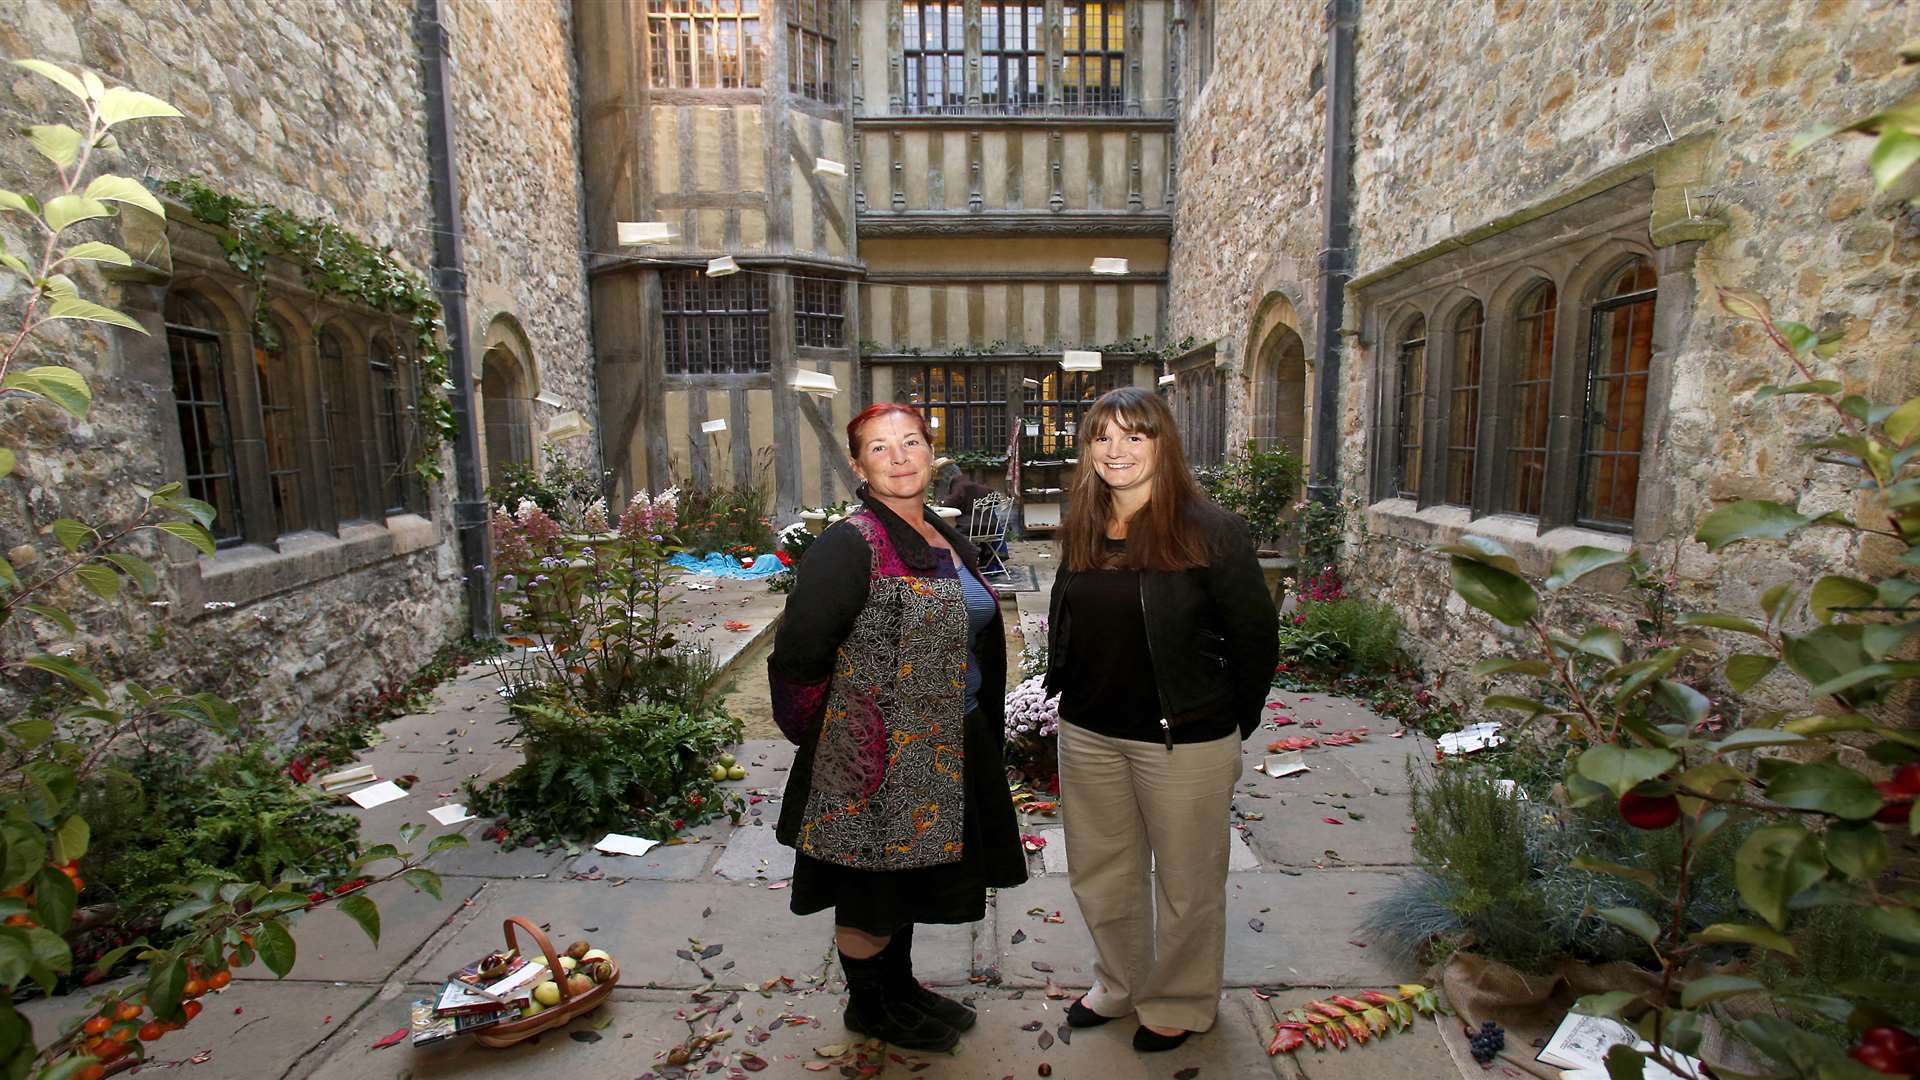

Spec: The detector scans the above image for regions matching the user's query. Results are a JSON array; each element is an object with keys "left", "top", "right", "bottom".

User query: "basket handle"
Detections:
[{"left": 501, "top": 916, "right": 577, "bottom": 1005}]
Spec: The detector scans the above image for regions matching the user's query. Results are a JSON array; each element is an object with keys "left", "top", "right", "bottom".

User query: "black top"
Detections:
[{"left": 1057, "top": 539, "right": 1236, "bottom": 745}]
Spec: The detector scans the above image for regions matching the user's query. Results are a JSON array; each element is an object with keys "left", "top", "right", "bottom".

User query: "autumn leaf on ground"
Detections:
[
  {"left": 369, "top": 1027, "right": 408, "bottom": 1049},
  {"left": 1321, "top": 817, "right": 1344, "bottom": 825},
  {"left": 724, "top": 620, "right": 752, "bottom": 631},
  {"left": 1269, "top": 736, "right": 1317, "bottom": 752}
]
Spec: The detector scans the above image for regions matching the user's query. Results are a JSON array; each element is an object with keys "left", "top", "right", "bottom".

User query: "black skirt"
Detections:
[{"left": 789, "top": 708, "right": 1028, "bottom": 935}]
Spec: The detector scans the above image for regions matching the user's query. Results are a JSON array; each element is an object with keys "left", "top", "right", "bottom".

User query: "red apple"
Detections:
[
  {"left": 1890, "top": 762, "right": 1920, "bottom": 797},
  {"left": 1619, "top": 786, "right": 1681, "bottom": 830},
  {"left": 1873, "top": 781, "right": 1915, "bottom": 825}
]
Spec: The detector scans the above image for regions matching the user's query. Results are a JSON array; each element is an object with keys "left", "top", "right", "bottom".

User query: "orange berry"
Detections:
[
  {"left": 4, "top": 915, "right": 35, "bottom": 928},
  {"left": 206, "top": 970, "right": 231, "bottom": 990},
  {"left": 82, "top": 1016, "right": 111, "bottom": 1036},
  {"left": 181, "top": 978, "right": 206, "bottom": 999},
  {"left": 93, "top": 1038, "right": 125, "bottom": 1060},
  {"left": 138, "top": 1021, "right": 166, "bottom": 1042},
  {"left": 79, "top": 1067, "right": 106, "bottom": 1080},
  {"left": 113, "top": 1002, "right": 142, "bottom": 1022}
]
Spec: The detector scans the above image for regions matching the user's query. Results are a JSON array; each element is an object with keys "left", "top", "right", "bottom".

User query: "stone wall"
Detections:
[
  {"left": 1171, "top": 0, "right": 1920, "bottom": 707},
  {"left": 0, "top": 0, "right": 594, "bottom": 738}
]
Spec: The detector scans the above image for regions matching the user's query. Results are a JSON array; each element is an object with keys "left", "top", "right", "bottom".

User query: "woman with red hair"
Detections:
[{"left": 768, "top": 402, "right": 1026, "bottom": 1052}]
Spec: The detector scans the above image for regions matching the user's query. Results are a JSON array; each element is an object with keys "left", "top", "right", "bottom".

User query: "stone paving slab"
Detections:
[
  {"left": 1224, "top": 869, "right": 1419, "bottom": 988},
  {"left": 1030, "top": 824, "right": 1263, "bottom": 874},
  {"left": 1288, "top": 1015, "right": 1461, "bottom": 1080},
  {"left": 711, "top": 818, "right": 796, "bottom": 881},
  {"left": 232, "top": 876, "right": 486, "bottom": 985},
  {"left": 1240, "top": 790, "right": 1416, "bottom": 868},
  {"left": 561, "top": 837, "right": 716, "bottom": 881},
  {"left": 400, "top": 878, "right": 977, "bottom": 990}
]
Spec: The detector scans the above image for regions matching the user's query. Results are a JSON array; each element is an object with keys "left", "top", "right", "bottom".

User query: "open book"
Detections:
[{"left": 1540, "top": 1013, "right": 1706, "bottom": 1080}]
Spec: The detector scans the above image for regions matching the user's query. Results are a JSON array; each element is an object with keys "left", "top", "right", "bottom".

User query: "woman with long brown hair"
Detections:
[{"left": 1043, "top": 386, "right": 1278, "bottom": 1052}]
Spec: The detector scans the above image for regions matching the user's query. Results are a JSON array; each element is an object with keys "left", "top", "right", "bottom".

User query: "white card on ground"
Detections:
[
  {"left": 347, "top": 780, "right": 408, "bottom": 809},
  {"left": 594, "top": 832, "right": 659, "bottom": 857},
  {"left": 1262, "top": 751, "right": 1310, "bottom": 777},
  {"left": 429, "top": 804, "right": 474, "bottom": 825}
]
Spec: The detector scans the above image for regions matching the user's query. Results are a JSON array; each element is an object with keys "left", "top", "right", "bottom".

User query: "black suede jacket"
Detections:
[{"left": 1043, "top": 506, "right": 1279, "bottom": 744}]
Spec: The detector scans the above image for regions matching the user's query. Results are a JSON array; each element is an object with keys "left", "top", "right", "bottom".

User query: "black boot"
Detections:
[
  {"left": 880, "top": 925, "right": 977, "bottom": 1031},
  {"left": 841, "top": 948, "right": 961, "bottom": 1052}
]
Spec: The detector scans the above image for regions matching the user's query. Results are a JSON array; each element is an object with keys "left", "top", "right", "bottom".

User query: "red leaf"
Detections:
[
  {"left": 370, "top": 1027, "right": 408, "bottom": 1050},
  {"left": 1321, "top": 818, "right": 1344, "bottom": 825},
  {"left": 1267, "top": 1026, "right": 1306, "bottom": 1055}
]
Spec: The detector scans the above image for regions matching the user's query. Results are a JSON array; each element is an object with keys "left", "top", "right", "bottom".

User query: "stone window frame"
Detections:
[
  {"left": 120, "top": 217, "right": 442, "bottom": 616},
  {"left": 1359, "top": 175, "right": 1703, "bottom": 568},
  {"left": 1166, "top": 346, "right": 1226, "bottom": 467}
]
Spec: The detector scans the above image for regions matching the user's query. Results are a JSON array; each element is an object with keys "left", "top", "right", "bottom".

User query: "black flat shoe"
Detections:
[
  {"left": 1066, "top": 997, "right": 1115, "bottom": 1028},
  {"left": 1132, "top": 1025, "right": 1193, "bottom": 1052},
  {"left": 845, "top": 998, "right": 962, "bottom": 1053}
]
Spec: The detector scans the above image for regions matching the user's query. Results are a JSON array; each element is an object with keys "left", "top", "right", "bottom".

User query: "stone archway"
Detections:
[
  {"left": 480, "top": 344, "right": 534, "bottom": 486},
  {"left": 1249, "top": 293, "right": 1310, "bottom": 468}
]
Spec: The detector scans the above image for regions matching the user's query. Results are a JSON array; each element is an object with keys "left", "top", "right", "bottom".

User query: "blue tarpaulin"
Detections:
[{"left": 669, "top": 552, "right": 786, "bottom": 578}]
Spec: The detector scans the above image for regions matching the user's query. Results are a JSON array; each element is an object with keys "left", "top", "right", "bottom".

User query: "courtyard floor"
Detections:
[{"left": 24, "top": 548, "right": 1458, "bottom": 1079}]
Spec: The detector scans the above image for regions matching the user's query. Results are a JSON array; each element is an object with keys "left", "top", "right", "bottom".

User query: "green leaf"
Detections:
[
  {"left": 1761, "top": 582, "right": 1799, "bottom": 624},
  {"left": 397, "top": 823, "right": 424, "bottom": 846},
  {"left": 354, "top": 843, "right": 400, "bottom": 868},
  {"left": 425, "top": 833, "right": 469, "bottom": 855},
  {"left": 1696, "top": 500, "right": 1818, "bottom": 551},
  {"left": 24, "top": 124, "right": 82, "bottom": 169},
  {"left": 153, "top": 491, "right": 218, "bottom": 528},
  {"left": 1692, "top": 921, "right": 1797, "bottom": 957},
  {"left": 103, "top": 553, "right": 157, "bottom": 594},
  {"left": 2, "top": 366, "right": 91, "bottom": 420},
  {"left": 1482, "top": 694, "right": 1548, "bottom": 715},
  {"left": 146, "top": 952, "right": 187, "bottom": 1016},
  {"left": 152, "top": 519, "right": 216, "bottom": 556},
  {"left": 93, "top": 86, "right": 184, "bottom": 127},
  {"left": 1784, "top": 624, "right": 1877, "bottom": 704},
  {"left": 336, "top": 894, "right": 380, "bottom": 947},
  {"left": 1438, "top": 535, "right": 1518, "bottom": 571},
  {"left": 1577, "top": 745, "right": 1678, "bottom": 797},
  {"left": 1596, "top": 906, "right": 1663, "bottom": 948},
  {"left": 254, "top": 917, "right": 296, "bottom": 977},
  {"left": 1765, "top": 758, "right": 1881, "bottom": 820},
  {"left": 45, "top": 293, "right": 146, "bottom": 334},
  {"left": 1709, "top": 728, "right": 1805, "bottom": 754},
  {"left": 0, "top": 823, "right": 43, "bottom": 890},
  {"left": 1572, "top": 991, "right": 1640, "bottom": 1018},
  {"left": 1450, "top": 557, "right": 1537, "bottom": 627},
  {"left": 1725, "top": 653, "right": 1779, "bottom": 693},
  {"left": 1735, "top": 822, "right": 1827, "bottom": 930},
  {"left": 1569, "top": 854, "right": 1658, "bottom": 889},
  {"left": 22, "top": 604, "right": 76, "bottom": 637},
  {"left": 40, "top": 195, "right": 111, "bottom": 234},
  {"left": 22, "top": 654, "right": 106, "bottom": 704},
  {"left": 400, "top": 867, "right": 442, "bottom": 900},
  {"left": 1654, "top": 680, "right": 1710, "bottom": 726},
  {"left": 50, "top": 817, "right": 87, "bottom": 864},
  {"left": 1544, "top": 546, "right": 1631, "bottom": 592},
  {"left": 83, "top": 174, "right": 166, "bottom": 219},
  {"left": 49, "top": 519, "right": 93, "bottom": 552},
  {"left": 6, "top": 718, "right": 53, "bottom": 749},
  {"left": 32, "top": 867, "right": 75, "bottom": 935},
  {"left": 61, "top": 241, "right": 132, "bottom": 267},
  {"left": 1681, "top": 975, "right": 1767, "bottom": 1008},
  {"left": 1577, "top": 628, "right": 1626, "bottom": 665},
  {"left": 0, "top": 189, "right": 33, "bottom": 216},
  {"left": 1810, "top": 575, "right": 1877, "bottom": 624},
  {"left": 10, "top": 59, "right": 87, "bottom": 101},
  {"left": 1886, "top": 395, "right": 1920, "bottom": 447},
  {"left": 1863, "top": 906, "right": 1920, "bottom": 948},
  {"left": 1471, "top": 657, "right": 1552, "bottom": 678},
  {"left": 1824, "top": 821, "right": 1889, "bottom": 881},
  {"left": 73, "top": 563, "right": 119, "bottom": 600},
  {"left": 1676, "top": 612, "right": 1770, "bottom": 637},
  {"left": 160, "top": 897, "right": 213, "bottom": 930},
  {"left": 1603, "top": 1043, "right": 1647, "bottom": 1080},
  {"left": 1869, "top": 129, "right": 1920, "bottom": 191}
]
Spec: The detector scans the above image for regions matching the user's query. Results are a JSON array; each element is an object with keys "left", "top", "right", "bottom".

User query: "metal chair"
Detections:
[{"left": 966, "top": 491, "right": 1014, "bottom": 578}]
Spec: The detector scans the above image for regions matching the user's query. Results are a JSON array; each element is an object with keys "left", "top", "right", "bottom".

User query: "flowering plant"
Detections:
[{"left": 1003, "top": 675, "right": 1062, "bottom": 787}]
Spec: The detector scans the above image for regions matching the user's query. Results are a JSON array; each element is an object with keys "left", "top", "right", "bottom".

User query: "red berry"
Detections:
[
  {"left": 1891, "top": 763, "right": 1920, "bottom": 797},
  {"left": 81, "top": 1016, "right": 111, "bottom": 1037},
  {"left": 1618, "top": 787, "right": 1681, "bottom": 830},
  {"left": 138, "top": 1021, "right": 166, "bottom": 1042},
  {"left": 1851, "top": 1042, "right": 1906, "bottom": 1075}
]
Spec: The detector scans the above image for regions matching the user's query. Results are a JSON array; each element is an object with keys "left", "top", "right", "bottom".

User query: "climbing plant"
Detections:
[{"left": 154, "top": 178, "right": 458, "bottom": 482}]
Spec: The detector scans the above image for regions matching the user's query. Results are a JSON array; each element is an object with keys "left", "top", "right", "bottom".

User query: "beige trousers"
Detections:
[{"left": 1057, "top": 721, "right": 1242, "bottom": 1032}]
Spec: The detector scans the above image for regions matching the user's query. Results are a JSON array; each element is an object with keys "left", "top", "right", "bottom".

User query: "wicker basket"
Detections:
[{"left": 472, "top": 916, "right": 617, "bottom": 1048}]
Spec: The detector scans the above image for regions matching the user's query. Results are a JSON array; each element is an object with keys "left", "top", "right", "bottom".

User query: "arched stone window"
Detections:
[
  {"left": 1579, "top": 257, "right": 1657, "bottom": 529},
  {"left": 253, "top": 317, "right": 308, "bottom": 535},
  {"left": 1444, "top": 302, "right": 1484, "bottom": 507},
  {"left": 318, "top": 328, "right": 368, "bottom": 524},
  {"left": 369, "top": 335, "right": 413, "bottom": 515},
  {"left": 1393, "top": 316, "right": 1427, "bottom": 501},
  {"left": 1504, "top": 282, "right": 1556, "bottom": 517},
  {"left": 165, "top": 293, "right": 242, "bottom": 545},
  {"left": 1250, "top": 305, "right": 1307, "bottom": 463},
  {"left": 481, "top": 345, "right": 534, "bottom": 484}
]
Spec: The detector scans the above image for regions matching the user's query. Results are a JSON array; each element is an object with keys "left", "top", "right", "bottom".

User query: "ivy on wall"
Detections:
[{"left": 155, "top": 178, "right": 458, "bottom": 481}]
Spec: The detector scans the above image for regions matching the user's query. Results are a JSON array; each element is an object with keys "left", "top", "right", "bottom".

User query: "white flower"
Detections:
[{"left": 203, "top": 601, "right": 237, "bottom": 611}]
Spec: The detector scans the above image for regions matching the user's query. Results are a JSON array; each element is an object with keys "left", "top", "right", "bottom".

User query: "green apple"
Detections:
[
  {"left": 727, "top": 765, "right": 747, "bottom": 781},
  {"left": 558, "top": 956, "right": 578, "bottom": 973},
  {"left": 533, "top": 980, "right": 561, "bottom": 1007},
  {"left": 522, "top": 999, "right": 547, "bottom": 1017},
  {"left": 709, "top": 763, "right": 729, "bottom": 782},
  {"left": 720, "top": 753, "right": 736, "bottom": 767}
]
